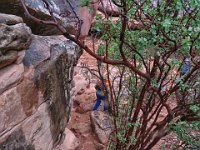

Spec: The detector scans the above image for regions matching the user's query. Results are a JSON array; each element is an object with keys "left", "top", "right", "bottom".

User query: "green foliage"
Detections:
[
  {"left": 162, "top": 18, "right": 171, "bottom": 28},
  {"left": 79, "top": 0, "right": 91, "bottom": 7},
  {"left": 161, "top": 144, "right": 165, "bottom": 150},
  {"left": 116, "top": 131, "right": 127, "bottom": 143},
  {"left": 84, "top": 0, "right": 200, "bottom": 149},
  {"left": 151, "top": 79, "right": 159, "bottom": 88},
  {"left": 79, "top": 0, "right": 93, "bottom": 13},
  {"left": 127, "top": 122, "right": 141, "bottom": 128},
  {"left": 192, "top": 121, "right": 200, "bottom": 130},
  {"left": 97, "top": 44, "right": 105, "bottom": 56},
  {"left": 175, "top": 78, "right": 190, "bottom": 90},
  {"left": 170, "top": 103, "right": 200, "bottom": 148},
  {"left": 130, "top": 135, "right": 137, "bottom": 145},
  {"left": 190, "top": 105, "right": 200, "bottom": 113},
  {"left": 170, "top": 121, "right": 198, "bottom": 148}
]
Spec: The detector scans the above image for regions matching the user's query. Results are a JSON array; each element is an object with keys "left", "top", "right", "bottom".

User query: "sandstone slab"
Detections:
[
  {"left": 21, "top": 102, "right": 53, "bottom": 150},
  {"left": 0, "top": 102, "right": 52, "bottom": 150},
  {"left": 16, "top": 76, "right": 38, "bottom": 116},
  {"left": 0, "top": 87, "right": 27, "bottom": 133},
  {"left": 0, "top": 63, "right": 24, "bottom": 94},
  {"left": 0, "top": 50, "right": 18, "bottom": 69}
]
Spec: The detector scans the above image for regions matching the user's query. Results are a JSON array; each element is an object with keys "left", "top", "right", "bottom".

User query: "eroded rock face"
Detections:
[
  {"left": 0, "top": 0, "right": 99, "bottom": 36},
  {"left": 0, "top": 23, "right": 32, "bottom": 51},
  {"left": 24, "top": 0, "right": 99, "bottom": 37},
  {"left": 90, "top": 111, "right": 113, "bottom": 144},
  {"left": 0, "top": 17, "right": 32, "bottom": 70},
  {"left": 0, "top": 13, "right": 82, "bottom": 150}
]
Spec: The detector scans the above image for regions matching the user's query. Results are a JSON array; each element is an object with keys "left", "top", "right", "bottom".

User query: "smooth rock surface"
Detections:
[
  {"left": 16, "top": 74, "right": 38, "bottom": 116},
  {"left": 16, "top": 50, "right": 26, "bottom": 64},
  {"left": 0, "top": 50, "right": 18, "bottom": 69},
  {"left": 0, "top": 63, "right": 24, "bottom": 94},
  {"left": 0, "top": 87, "right": 27, "bottom": 133},
  {"left": 21, "top": 102, "right": 53, "bottom": 150}
]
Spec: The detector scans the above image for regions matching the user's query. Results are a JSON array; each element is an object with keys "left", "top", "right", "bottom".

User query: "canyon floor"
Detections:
[{"left": 67, "top": 37, "right": 105, "bottom": 150}]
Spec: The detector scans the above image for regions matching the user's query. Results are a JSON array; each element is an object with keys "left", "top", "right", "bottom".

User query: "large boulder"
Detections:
[
  {"left": 0, "top": 13, "right": 32, "bottom": 69},
  {"left": 90, "top": 111, "right": 113, "bottom": 144},
  {"left": 23, "top": 0, "right": 99, "bottom": 37},
  {"left": 0, "top": 31, "right": 82, "bottom": 150},
  {"left": 0, "top": 23, "right": 32, "bottom": 51},
  {"left": 71, "top": 123, "right": 91, "bottom": 135},
  {"left": 0, "top": 0, "right": 99, "bottom": 36},
  {"left": 75, "top": 103, "right": 94, "bottom": 114},
  {"left": 54, "top": 128, "right": 80, "bottom": 150},
  {"left": 0, "top": 13, "right": 23, "bottom": 25}
]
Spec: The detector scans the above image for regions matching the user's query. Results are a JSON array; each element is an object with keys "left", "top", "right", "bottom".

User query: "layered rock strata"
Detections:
[{"left": 0, "top": 13, "right": 82, "bottom": 150}]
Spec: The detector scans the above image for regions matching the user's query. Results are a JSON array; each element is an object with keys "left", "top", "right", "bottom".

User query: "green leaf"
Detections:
[
  {"left": 97, "top": 44, "right": 105, "bottom": 56},
  {"left": 163, "top": 19, "right": 171, "bottom": 28},
  {"left": 190, "top": 105, "right": 200, "bottom": 113},
  {"left": 79, "top": 0, "right": 92, "bottom": 6}
]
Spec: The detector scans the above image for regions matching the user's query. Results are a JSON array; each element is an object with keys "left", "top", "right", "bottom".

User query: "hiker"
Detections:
[
  {"left": 180, "top": 58, "right": 191, "bottom": 76},
  {"left": 93, "top": 80, "right": 109, "bottom": 111}
]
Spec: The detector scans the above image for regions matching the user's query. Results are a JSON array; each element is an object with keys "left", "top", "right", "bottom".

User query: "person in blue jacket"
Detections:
[
  {"left": 180, "top": 58, "right": 191, "bottom": 76},
  {"left": 93, "top": 84, "right": 109, "bottom": 111}
]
